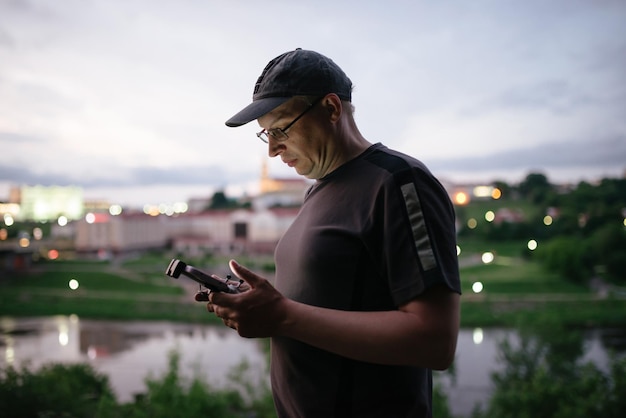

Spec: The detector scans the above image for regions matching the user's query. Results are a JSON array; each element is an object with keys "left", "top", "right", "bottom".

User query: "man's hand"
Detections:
[{"left": 206, "top": 260, "right": 288, "bottom": 338}]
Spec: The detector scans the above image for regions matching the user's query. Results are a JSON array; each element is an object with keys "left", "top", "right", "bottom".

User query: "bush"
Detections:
[
  {"left": 470, "top": 325, "right": 626, "bottom": 418},
  {"left": 0, "top": 362, "right": 117, "bottom": 418},
  {"left": 535, "top": 236, "right": 593, "bottom": 284},
  {"left": 0, "top": 351, "right": 275, "bottom": 418}
]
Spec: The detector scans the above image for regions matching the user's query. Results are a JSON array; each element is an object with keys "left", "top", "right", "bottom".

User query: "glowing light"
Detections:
[
  {"left": 456, "top": 245, "right": 461, "bottom": 256},
  {"left": 473, "top": 328, "right": 484, "bottom": 344},
  {"left": 472, "top": 281, "right": 484, "bottom": 293},
  {"left": 5, "top": 345, "right": 15, "bottom": 364},
  {"left": 481, "top": 252, "right": 495, "bottom": 264},
  {"left": 57, "top": 320, "right": 70, "bottom": 346},
  {"left": 173, "top": 202, "right": 188, "bottom": 213},
  {"left": 109, "top": 205, "right": 123, "bottom": 216},
  {"left": 144, "top": 205, "right": 160, "bottom": 216},
  {"left": 48, "top": 249, "right": 60, "bottom": 260},
  {"left": 485, "top": 211, "right": 495, "bottom": 222},
  {"left": 59, "top": 330, "right": 69, "bottom": 346},
  {"left": 33, "top": 227, "right": 43, "bottom": 240},
  {"left": 543, "top": 215, "right": 553, "bottom": 226},
  {"left": 527, "top": 240, "right": 538, "bottom": 251},
  {"left": 84, "top": 213, "right": 110, "bottom": 223},
  {"left": 19, "top": 237, "right": 30, "bottom": 248},
  {"left": 3, "top": 214, "right": 14, "bottom": 226},
  {"left": 491, "top": 188, "right": 502, "bottom": 200},
  {"left": 69, "top": 279, "right": 79, "bottom": 290},
  {"left": 467, "top": 218, "right": 478, "bottom": 229},
  {"left": 454, "top": 192, "right": 469, "bottom": 205},
  {"left": 88, "top": 346, "right": 97, "bottom": 360},
  {"left": 473, "top": 186, "right": 492, "bottom": 197},
  {"left": 58, "top": 216, "right": 68, "bottom": 226}
]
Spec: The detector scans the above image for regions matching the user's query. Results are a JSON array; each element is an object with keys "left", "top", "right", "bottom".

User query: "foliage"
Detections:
[
  {"left": 0, "top": 351, "right": 275, "bottom": 418},
  {"left": 0, "top": 362, "right": 117, "bottom": 418},
  {"left": 120, "top": 351, "right": 259, "bottom": 418},
  {"left": 0, "top": 349, "right": 458, "bottom": 418},
  {"left": 535, "top": 236, "right": 592, "bottom": 284},
  {"left": 536, "top": 224, "right": 626, "bottom": 285},
  {"left": 458, "top": 174, "right": 626, "bottom": 284},
  {"left": 470, "top": 323, "right": 626, "bottom": 418},
  {"left": 517, "top": 173, "right": 555, "bottom": 204},
  {"left": 207, "top": 190, "right": 250, "bottom": 210}
]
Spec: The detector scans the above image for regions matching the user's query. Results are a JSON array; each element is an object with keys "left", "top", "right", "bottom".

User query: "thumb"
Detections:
[{"left": 229, "top": 259, "right": 263, "bottom": 288}]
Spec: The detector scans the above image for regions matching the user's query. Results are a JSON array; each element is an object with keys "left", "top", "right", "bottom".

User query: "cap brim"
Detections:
[{"left": 225, "top": 97, "right": 290, "bottom": 127}]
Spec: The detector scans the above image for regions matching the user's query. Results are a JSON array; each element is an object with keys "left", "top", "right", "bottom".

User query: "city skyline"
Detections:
[{"left": 1, "top": 0, "right": 625, "bottom": 207}]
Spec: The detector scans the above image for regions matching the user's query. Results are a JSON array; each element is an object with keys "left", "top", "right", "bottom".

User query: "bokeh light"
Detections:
[
  {"left": 472, "top": 281, "right": 484, "bottom": 293},
  {"left": 473, "top": 328, "right": 484, "bottom": 344},
  {"left": 454, "top": 191, "right": 469, "bottom": 205},
  {"left": 109, "top": 204, "right": 123, "bottom": 216},
  {"left": 33, "top": 227, "right": 43, "bottom": 240},
  {"left": 3, "top": 214, "right": 14, "bottom": 226},
  {"left": 481, "top": 252, "right": 495, "bottom": 264}
]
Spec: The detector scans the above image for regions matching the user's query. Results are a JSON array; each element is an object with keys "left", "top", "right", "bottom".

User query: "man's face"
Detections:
[{"left": 257, "top": 98, "right": 330, "bottom": 179}]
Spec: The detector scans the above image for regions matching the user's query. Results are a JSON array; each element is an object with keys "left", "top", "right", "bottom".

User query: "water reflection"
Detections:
[
  {"left": 0, "top": 316, "right": 267, "bottom": 403},
  {"left": 1, "top": 317, "right": 623, "bottom": 416}
]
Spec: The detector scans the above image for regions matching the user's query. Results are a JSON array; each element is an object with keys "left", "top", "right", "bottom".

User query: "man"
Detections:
[{"left": 205, "top": 48, "right": 461, "bottom": 417}]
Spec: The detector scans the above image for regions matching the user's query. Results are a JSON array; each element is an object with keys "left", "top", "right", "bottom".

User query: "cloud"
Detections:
[
  {"left": 425, "top": 136, "right": 626, "bottom": 173},
  {"left": 0, "top": 161, "right": 246, "bottom": 189},
  {"left": 1, "top": 0, "right": 625, "bottom": 205}
]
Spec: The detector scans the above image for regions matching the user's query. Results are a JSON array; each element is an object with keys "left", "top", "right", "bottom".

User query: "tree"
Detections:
[
  {"left": 471, "top": 325, "right": 626, "bottom": 418},
  {"left": 517, "top": 173, "right": 554, "bottom": 204}
]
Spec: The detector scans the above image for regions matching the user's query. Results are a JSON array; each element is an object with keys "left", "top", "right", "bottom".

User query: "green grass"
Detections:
[
  {"left": 10, "top": 263, "right": 182, "bottom": 294},
  {"left": 2, "top": 245, "right": 625, "bottom": 328},
  {"left": 458, "top": 237, "right": 530, "bottom": 257},
  {"left": 460, "top": 261, "right": 588, "bottom": 294},
  {"left": 0, "top": 258, "right": 215, "bottom": 323}
]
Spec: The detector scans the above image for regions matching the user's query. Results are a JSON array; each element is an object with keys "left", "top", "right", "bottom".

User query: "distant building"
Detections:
[
  {"left": 254, "top": 160, "right": 311, "bottom": 210},
  {"left": 73, "top": 163, "right": 307, "bottom": 256},
  {"left": 10, "top": 185, "right": 84, "bottom": 222},
  {"left": 74, "top": 206, "right": 300, "bottom": 256},
  {"left": 75, "top": 211, "right": 170, "bottom": 254}
]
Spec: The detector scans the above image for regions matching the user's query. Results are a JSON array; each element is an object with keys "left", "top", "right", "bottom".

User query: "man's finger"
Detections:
[{"left": 229, "top": 259, "right": 262, "bottom": 287}]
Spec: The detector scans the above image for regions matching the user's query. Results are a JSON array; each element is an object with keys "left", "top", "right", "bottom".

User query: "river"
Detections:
[{"left": 1, "top": 316, "right": 622, "bottom": 417}]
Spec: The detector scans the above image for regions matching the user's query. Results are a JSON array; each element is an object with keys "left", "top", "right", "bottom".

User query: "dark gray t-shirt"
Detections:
[{"left": 271, "top": 143, "right": 461, "bottom": 418}]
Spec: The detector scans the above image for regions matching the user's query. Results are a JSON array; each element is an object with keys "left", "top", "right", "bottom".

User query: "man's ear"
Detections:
[{"left": 323, "top": 94, "right": 343, "bottom": 122}]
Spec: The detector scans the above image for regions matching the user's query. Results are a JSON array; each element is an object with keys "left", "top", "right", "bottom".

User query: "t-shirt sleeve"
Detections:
[{"left": 379, "top": 168, "right": 461, "bottom": 306}]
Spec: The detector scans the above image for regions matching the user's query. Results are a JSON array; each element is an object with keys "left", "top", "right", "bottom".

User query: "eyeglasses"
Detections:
[{"left": 256, "top": 97, "right": 323, "bottom": 144}]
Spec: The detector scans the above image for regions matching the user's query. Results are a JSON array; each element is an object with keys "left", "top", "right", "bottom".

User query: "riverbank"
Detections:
[{"left": 1, "top": 255, "right": 625, "bottom": 328}]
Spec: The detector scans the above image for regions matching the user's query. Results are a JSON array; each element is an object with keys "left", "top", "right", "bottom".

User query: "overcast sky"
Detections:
[{"left": 1, "top": 0, "right": 625, "bottom": 207}]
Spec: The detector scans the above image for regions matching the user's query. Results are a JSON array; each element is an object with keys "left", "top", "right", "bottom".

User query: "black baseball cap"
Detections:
[{"left": 225, "top": 48, "right": 353, "bottom": 127}]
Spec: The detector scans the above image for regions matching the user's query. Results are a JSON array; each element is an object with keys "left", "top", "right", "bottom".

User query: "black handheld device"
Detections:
[{"left": 165, "top": 258, "right": 241, "bottom": 294}]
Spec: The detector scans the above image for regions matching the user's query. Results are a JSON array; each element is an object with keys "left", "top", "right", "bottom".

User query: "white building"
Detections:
[{"left": 11, "top": 185, "right": 84, "bottom": 222}]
